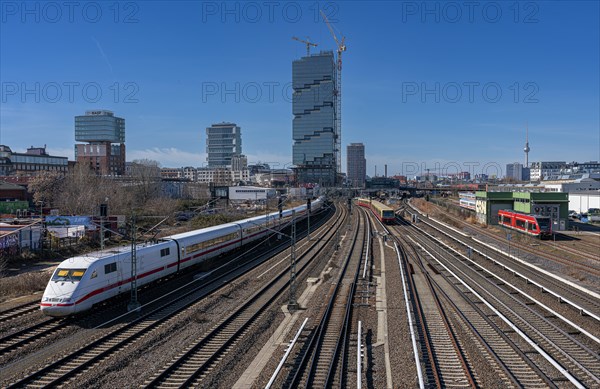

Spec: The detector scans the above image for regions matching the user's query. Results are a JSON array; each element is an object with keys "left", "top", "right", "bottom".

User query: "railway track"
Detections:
[
  {"left": 391, "top": 223, "right": 554, "bottom": 388},
  {"left": 396, "top": 240, "right": 477, "bottom": 388},
  {"left": 411, "top": 209, "right": 600, "bottom": 319},
  {"left": 0, "top": 317, "right": 64, "bottom": 356},
  {"left": 0, "top": 302, "right": 40, "bottom": 323},
  {"left": 284, "top": 207, "right": 365, "bottom": 388},
  {"left": 549, "top": 241, "right": 600, "bottom": 264},
  {"left": 4, "top": 206, "right": 339, "bottom": 388},
  {"left": 400, "top": 215, "right": 600, "bottom": 388},
  {"left": 417, "top": 200, "right": 600, "bottom": 275},
  {"left": 142, "top": 204, "right": 348, "bottom": 388}
]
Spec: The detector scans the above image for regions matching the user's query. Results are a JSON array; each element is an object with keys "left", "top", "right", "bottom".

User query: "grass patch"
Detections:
[{"left": 0, "top": 271, "right": 49, "bottom": 302}]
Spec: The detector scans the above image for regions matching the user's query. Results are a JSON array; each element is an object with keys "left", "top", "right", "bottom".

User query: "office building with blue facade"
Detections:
[{"left": 292, "top": 51, "right": 339, "bottom": 186}]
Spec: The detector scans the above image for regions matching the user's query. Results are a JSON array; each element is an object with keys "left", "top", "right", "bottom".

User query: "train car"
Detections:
[
  {"left": 40, "top": 197, "right": 324, "bottom": 317},
  {"left": 356, "top": 198, "right": 395, "bottom": 224},
  {"left": 458, "top": 192, "right": 476, "bottom": 211},
  {"left": 459, "top": 198, "right": 476, "bottom": 210},
  {"left": 497, "top": 209, "right": 552, "bottom": 239},
  {"left": 356, "top": 198, "right": 371, "bottom": 209}
]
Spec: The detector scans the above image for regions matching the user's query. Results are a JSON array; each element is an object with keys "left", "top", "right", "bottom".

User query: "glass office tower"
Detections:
[
  {"left": 292, "top": 51, "right": 338, "bottom": 186},
  {"left": 206, "top": 122, "right": 242, "bottom": 167}
]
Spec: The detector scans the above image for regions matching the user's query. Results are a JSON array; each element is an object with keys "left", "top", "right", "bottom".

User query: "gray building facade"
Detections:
[
  {"left": 0, "top": 145, "right": 69, "bottom": 176},
  {"left": 292, "top": 51, "right": 338, "bottom": 186},
  {"left": 506, "top": 162, "right": 523, "bottom": 181},
  {"left": 347, "top": 143, "right": 366, "bottom": 188},
  {"left": 206, "top": 122, "right": 242, "bottom": 167}
]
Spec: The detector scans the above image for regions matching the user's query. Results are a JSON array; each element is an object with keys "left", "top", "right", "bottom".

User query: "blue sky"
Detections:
[{"left": 1, "top": 0, "right": 598, "bottom": 178}]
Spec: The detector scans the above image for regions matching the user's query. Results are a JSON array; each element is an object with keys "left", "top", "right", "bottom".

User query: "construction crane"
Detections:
[
  {"left": 292, "top": 36, "right": 318, "bottom": 56},
  {"left": 320, "top": 10, "right": 346, "bottom": 180}
]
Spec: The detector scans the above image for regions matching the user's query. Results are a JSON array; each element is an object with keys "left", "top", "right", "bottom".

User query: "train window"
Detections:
[
  {"left": 90, "top": 269, "right": 97, "bottom": 279},
  {"left": 516, "top": 219, "right": 526, "bottom": 228},
  {"left": 537, "top": 218, "right": 551, "bottom": 230},
  {"left": 72, "top": 270, "right": 85, "bottom": 278},
  {"left": 52, "top": 268, "right": 87, "bottom": 282},
  {"left": 160, "top": 248, "right": 170, "bottom": 257},
  {"left": 104, "top": 263, "right": 117, "bottom": 274},
  {"left": 56, "top": 269, "right": 68, "bottom": 277}
]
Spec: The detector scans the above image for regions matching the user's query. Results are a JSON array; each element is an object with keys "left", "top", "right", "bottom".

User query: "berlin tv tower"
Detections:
[{"left": 524, "top": 123, "right": 530, "bottom": 168}]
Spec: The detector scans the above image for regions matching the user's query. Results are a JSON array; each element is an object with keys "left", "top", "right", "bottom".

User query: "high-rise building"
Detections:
[
  {"left": 206, "top": 122, "right": 242, "bottom": 167},
  {"left": 292, "top": 51, "right": 338, "bottom": 186},
  {"left": 74, "top": 110, "right": 125, "bottom": 175},
  {"left": 347, "top": 143, "right": 366, "bottom": 188},
  {"left": 506, "top": 162, "right": 523, "bottom": 181}
]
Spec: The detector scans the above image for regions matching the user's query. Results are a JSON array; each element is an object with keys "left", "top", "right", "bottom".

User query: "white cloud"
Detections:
[
  {"left": 244, "top": 151, "right": 291, "bottom": 168},
  {"left": 128, "top": 147, "right": 205, "bottom": 167},
  {"left": 45, "top": 147, "right": 75, "bottom": 160}
]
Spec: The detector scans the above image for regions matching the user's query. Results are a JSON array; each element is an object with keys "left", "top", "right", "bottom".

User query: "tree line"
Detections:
[{"left": 27, "top": 159, "right": 177, "bottom": 217}]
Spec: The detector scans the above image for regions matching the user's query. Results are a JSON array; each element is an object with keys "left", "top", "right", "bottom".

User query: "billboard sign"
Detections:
[{"left": 46, "top": 216, "right": 93, "bottom": 228}]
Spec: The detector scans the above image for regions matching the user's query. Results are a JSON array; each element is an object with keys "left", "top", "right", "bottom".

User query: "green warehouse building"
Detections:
[{"left": 475, "top": 191, "right": 569, "bottom": 230}]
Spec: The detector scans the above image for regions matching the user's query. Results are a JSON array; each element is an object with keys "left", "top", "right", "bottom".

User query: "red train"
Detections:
[
  {"left": 356, "top": 198, "right": 396, "bottom": 224},
  {"left": 498, "top": 209, "right": 552, "bottom": 239}
]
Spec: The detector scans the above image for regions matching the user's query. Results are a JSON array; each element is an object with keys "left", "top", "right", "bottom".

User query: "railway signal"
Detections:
[{"left": 278, "top": 196, "right": 283, "bottom": 219}]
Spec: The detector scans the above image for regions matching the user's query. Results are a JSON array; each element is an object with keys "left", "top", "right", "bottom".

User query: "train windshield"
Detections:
[
  {"left": 52, "top": 268, "right": 87, "bottom": 282},
  {"left": 536, "top": 218, "right": 551, "bottom": 230},
  {"left": 383, "top": 210, "right": 394, "bottom": 218}
]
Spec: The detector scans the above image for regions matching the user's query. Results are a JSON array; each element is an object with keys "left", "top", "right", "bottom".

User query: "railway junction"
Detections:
[{"left": 0, "top": 197, "right": 599, "bottom": 388}]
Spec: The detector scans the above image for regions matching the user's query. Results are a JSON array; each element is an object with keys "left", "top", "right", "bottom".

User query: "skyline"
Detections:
[{"left": 1, "top": 1, "right": 599, "bottom": 178}]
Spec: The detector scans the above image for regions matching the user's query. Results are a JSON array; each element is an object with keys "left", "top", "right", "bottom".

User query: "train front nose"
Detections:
[
  {"left": 40, "top": 298, "right": 76, "bottom": 317},
  {"left": 40, "top": 283, "right": 77, "bottom": 317}
]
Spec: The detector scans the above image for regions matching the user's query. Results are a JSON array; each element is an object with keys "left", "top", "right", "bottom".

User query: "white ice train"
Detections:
[{"left": 40, "top": 197, "right": 324, "bottom": 317}]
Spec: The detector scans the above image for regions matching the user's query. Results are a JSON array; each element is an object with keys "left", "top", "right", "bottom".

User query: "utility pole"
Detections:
[
  {"left": 306, "top": 197, "right": 311, "bottom": 241},
  {"left": 100, "top": 202, "right": 108, "bottom": 251},
  {"left": 38, "top": 201, "right": 44, "bottom": 252},
  {"left": 128, "top": 214, "right": 141, "bottom": 312},
  {"left": 100, "top": 216, "right": 104, "bottom": 251},
  {"left": 288, "top": 210, "right": 299, "bottom": 311}
]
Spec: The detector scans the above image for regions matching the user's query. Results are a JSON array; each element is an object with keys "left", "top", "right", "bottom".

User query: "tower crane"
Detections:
[
  {"left": 292, "top": 36, "right": 318, "bottom": 56},
  {"left": 320, "top": 10, "right": 347, "bottom": 180}
]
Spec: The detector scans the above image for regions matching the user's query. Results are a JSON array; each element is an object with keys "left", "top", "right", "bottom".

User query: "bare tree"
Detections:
[
  {"left": 28, "top": 171, "right": 64, "bottom": 208},
  {"left": 129, "top": 159, "right": 162, "bottom": 206},
  {"left": 58, "top": 164, "right": 102, "bottom": 215}
]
